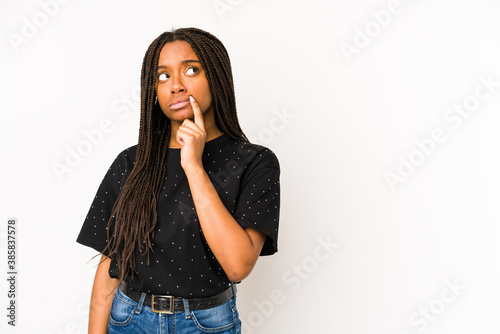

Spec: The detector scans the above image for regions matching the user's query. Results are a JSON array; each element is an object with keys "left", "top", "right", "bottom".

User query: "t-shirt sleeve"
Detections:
[
  {"left": 233, "top": 147, "right": 281, "bottom": 256},
  {"left": 76, "top": 147, "right": 135, "bottom": 256}
]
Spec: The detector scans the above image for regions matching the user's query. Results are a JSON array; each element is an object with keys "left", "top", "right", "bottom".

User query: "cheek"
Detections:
[
  {"left": 201, "top": 95, "right": 213, "bottom": 113},
  {"left": 156, "top": 88, "right": 169, "bottom": 107},
  {"left": 199, "top": 87, "right": 213, "bottom": 113}
]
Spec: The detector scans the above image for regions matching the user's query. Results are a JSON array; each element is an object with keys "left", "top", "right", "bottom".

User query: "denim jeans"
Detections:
[{"left": 107, "top": 285, "right": 241, "bottom": 333}]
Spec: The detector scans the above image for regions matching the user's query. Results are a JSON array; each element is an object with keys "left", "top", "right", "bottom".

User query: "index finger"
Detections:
[{"left": 189, "top": 95, "right": 205, "bottom": 132}]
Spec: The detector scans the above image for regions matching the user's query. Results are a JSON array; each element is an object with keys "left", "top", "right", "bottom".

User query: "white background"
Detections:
[{"left": 1, "top": 0, "right": 500, "bottom": 333}]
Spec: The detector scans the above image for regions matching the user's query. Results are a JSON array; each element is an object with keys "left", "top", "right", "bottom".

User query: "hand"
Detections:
[{"left": 176, "top": 96, "right": 206, "bottom": 172}]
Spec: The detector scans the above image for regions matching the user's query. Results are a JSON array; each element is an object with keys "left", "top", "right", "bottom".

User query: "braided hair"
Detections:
[{"left": 101, "top": 27, "right": 248, "bottom": 288}]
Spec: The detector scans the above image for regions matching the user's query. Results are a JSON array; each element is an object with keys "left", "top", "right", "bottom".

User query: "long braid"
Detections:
[
  {"left": 179, "top": 28, "right": 246, "bottom": 140},
  {"left": 101, "top": 28, "right": 247, "bottom": 288}
]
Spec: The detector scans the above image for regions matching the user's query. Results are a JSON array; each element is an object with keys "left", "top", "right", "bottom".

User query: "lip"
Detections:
[{"left": 170, "top": 98, "right": 190, "bottom": 110}]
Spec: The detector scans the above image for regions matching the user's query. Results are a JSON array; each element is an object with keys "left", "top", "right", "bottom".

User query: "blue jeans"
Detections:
[{"left": 108, "top": 285, "right": 241, "bottom": 333}]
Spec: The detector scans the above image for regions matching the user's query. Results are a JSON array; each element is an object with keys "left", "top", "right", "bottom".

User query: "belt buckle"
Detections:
[{"left": 151, "top": 294, "right": 174, "bottom": 314}]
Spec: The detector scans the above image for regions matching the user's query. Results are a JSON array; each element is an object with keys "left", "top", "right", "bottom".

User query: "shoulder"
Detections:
[
  {"left": 115, "top": 144, "right": 137, "bottom": 161},
  {"left": 109, "top": 145, "right": 137, "bottom": 170},
  {"left": 102, "top": 145, "right": 137, "bottom": 187},
  {"left": 236, "top": 140, "right": 280, "bottom": 170}
]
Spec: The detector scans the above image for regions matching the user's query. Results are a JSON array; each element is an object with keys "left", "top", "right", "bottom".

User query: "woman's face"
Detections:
[{"left": 155, "top": 40, "right": 214, "bottom": 124}]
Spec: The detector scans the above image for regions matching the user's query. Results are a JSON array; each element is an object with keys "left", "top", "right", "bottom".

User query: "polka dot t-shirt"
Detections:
[{"left": 76, "top": 133, "right": 280, "bottom": 298}]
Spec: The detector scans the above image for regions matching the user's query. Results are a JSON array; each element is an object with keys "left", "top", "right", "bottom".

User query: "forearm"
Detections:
[
  {"left": 88, "top": 255, "right": 119, "bottom": 334},
  {"left": 185, "top": 166, "right": 263, "bottom": 282}
]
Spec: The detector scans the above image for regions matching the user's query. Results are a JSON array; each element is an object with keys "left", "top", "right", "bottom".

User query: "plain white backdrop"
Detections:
[{"left": 1, "top": 0, "right": 500, "bottom": 333}]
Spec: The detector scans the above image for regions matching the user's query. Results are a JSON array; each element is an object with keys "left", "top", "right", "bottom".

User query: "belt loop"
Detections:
[
  {"left": 182, "top": 298, "right": 191, "bottom": 319},
  {"left": 135, "top": 292, "right": 147, "bottom": 315}
]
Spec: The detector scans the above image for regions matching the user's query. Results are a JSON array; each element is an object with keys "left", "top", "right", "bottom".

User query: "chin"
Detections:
[{"left": 172, "top": 112, "right": 195, "bottom": 123}]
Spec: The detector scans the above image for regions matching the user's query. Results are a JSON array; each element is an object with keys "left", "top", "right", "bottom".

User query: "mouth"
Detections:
[{"left": 170, "top": 99, "right": 190, "bottom": 110}]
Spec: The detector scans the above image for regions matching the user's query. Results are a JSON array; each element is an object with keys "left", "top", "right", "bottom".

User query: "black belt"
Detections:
[{"left": 120, "top": 282, "right": 235, "bottom": 314}]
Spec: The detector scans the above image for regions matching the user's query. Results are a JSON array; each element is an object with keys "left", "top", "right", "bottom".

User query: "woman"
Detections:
[{"left": 77, "top": 27, "right": 280, "bottom": 333}]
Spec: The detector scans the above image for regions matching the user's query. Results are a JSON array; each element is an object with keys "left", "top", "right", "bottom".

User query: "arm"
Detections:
[
  {"left": 185, "top": 167, "right": 267, "bottom": 282},
  {"left": 88, "top": 254, "right": 119, "bottom": 334},
  {"left": 176, "top": 96, "right": 266, "bottom": 283}
]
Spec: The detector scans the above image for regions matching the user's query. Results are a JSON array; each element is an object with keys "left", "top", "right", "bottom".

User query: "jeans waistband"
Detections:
[{"left": 120, "top": 282, "right": 236, "bottom": 314}]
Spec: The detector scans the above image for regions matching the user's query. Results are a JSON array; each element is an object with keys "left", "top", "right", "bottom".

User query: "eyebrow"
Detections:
[{"left": 157, "top": 59, "right": 201, "bottom": 70}]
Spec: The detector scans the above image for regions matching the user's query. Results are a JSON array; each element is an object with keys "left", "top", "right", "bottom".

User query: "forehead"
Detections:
[{"left": 158, "top": 40, "right": 199, "bottom": 66}]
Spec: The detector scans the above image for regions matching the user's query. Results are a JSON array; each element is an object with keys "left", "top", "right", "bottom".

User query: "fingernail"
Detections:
[{"left": 189, "top": 96, "right": 194, "bottom": 102}]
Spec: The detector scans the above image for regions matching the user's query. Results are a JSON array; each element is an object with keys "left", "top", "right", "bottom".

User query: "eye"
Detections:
[
  {"left": 186, "top": 67, "right": 199, "bottom": 75},
  {"left": 158, "top": 73, "right": 169, "bottom": 82}
]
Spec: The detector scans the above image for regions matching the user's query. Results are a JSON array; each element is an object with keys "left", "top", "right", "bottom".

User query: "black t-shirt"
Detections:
[{"left": 76, "top": 133, "right": 280, "bottom": 298}]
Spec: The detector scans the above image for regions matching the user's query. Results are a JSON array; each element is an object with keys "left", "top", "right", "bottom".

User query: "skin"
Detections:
[
  {"left": 155, "top": 40, "right": 267, "bottom": 281},
  {"left": 88, "top": 40, "right": 266, "bottom": 333},
  {"left": 155, "top": 40, "right": 222, "bottom": 148},
  {"left": 88, "top": 255, "right": 118, "bottom": 334}
]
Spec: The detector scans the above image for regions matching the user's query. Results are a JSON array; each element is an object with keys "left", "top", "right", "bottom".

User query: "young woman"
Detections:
[{"left": 77, "top": 27, "right": 280, "bottom": 333}]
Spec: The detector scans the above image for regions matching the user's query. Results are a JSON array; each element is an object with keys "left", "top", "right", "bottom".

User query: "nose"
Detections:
[{"left": 170, "top": 74, "right": 186, "bottom": 94}]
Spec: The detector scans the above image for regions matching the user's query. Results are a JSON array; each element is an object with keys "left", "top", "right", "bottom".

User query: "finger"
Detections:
[
  {"left": 176, "top": 123, "right": 189, "bottom": 146},
  {"left": 178, "top": 124, "right": 199, "bottom": 139},
  {"left": 176, "top": 129, "right": 185, "bottom": 146},
  {"left": 189, "top": 95, "right": 205, "bottom": 132},
  {"left": 179, "top": 119, "right": 204, "bottom": 137},
  {"left": 176, "top": 123, "right": 202, "bottom": 146}
]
